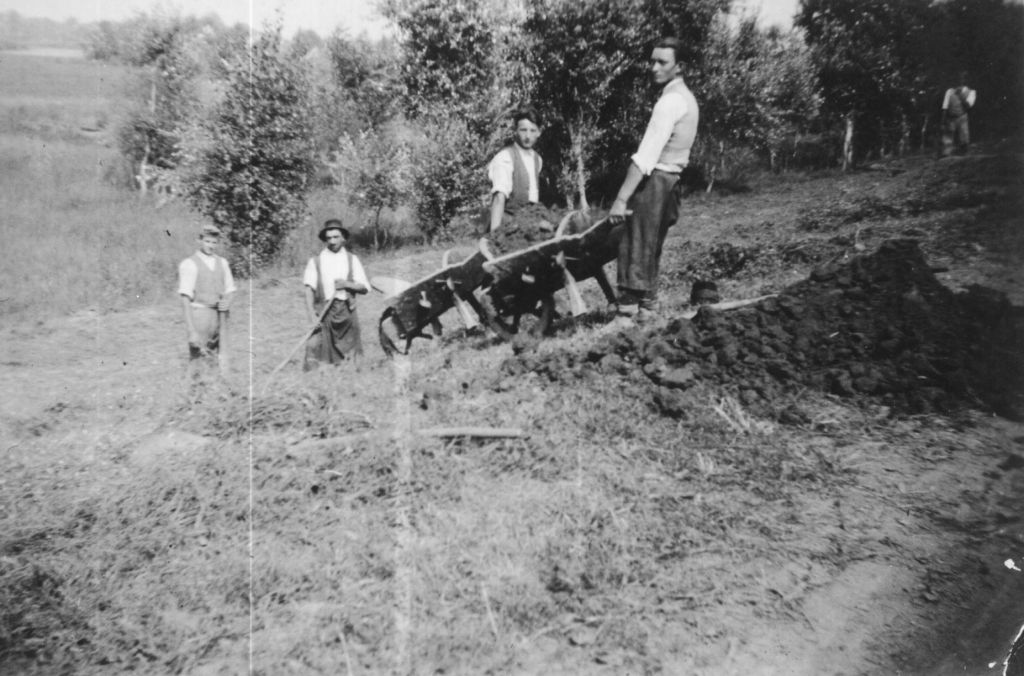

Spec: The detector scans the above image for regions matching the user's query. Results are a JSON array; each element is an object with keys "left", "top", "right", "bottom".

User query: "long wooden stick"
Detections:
[
  {"left": 260, "top": 299, "right": 335, "bottom": 396},
  {"left": 679, "top": 294, "right": 777, "bottom": 320},
  {"left": 217, "top": 310, "right": 229, "bottom": 376}
]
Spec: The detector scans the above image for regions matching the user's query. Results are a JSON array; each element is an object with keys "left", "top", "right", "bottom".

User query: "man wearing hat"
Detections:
[
  {"left": 303, "top": 219, "right": 370, "bottom": 366},
  {"left": 178, "top": 224, "right": 236, "bottom": 367}
]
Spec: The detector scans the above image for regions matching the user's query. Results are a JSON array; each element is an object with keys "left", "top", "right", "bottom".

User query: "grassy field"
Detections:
[
  {"left": 0, "top": 51, "right": 191, "bottom": 324},
  {"left": 0, "top": 51, "right": 427, "bottom": 328},
  {"left": 0, "top": 51, "right": 126, "bottom": 138},
  {"left": 2, "top": 50, "right": 1024, "bottom": 676}
]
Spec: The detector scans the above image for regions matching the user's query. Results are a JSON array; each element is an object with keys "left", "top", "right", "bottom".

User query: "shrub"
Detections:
[{"left": 184, "top": 25, "right": 317, "bottom": 272}]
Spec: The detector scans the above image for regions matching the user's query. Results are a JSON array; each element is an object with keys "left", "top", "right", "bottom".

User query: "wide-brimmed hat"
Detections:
[
  {"left": 199, "top": 224, "right": 222, "bottom": 238},
  {"left": 318, "top": 219, "right": 350, "bottom": 241}
]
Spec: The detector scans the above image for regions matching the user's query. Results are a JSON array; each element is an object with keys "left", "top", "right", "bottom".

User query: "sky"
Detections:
[
  {"left": 0, "top": 0, "right": 392, "bottom": 38},
  {"left": 1, "top": 0, "right": 799, "bottom": 38},
  {"left": 737, "top": 0, "right": 799, "bottom": 28}
]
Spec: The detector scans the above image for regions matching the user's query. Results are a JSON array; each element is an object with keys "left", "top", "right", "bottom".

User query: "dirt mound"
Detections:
[
  {"left": 504, "top": 239, "right": 1024, "bottom": 419},
  {"left": 487, "top": 204, "right": 562, "bottom": 254},
  {"left": 487, "top": 205, "right": 599, "bottom": 255},
  {"left": 672, "top": 238, "right": 848, "bottom": 284}
]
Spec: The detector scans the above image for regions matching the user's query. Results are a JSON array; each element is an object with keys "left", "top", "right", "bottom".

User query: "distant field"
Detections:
[
  {"left": 0, "top": 51, "right": 133, "bottom": 139},
  {"left": 0, "top": 50, "right": 420, "bottom": 326},
  {"left": 0, "top": 50, "right": 128, "bottom": 100},
  {"left": 0, "top": 52, "right": 194, "bottom": 325},
  {"left": 0, "top": 134, "right": 200, "bottom": 321},
  {"left": 0, "top": 47, "right": 85, "bottom": 59}
]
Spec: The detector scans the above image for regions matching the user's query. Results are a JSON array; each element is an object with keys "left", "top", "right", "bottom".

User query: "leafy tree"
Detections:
[
  {"left": 517, "top": 0, "right": 734, "bottom": 204},
  {"left": 84, "top": 21, "right": 125, "bottom": 61},
  {"left": 380, "top": 0, "right": 514, "bottom": 238},
  {"left": 796, "top": 0, "right": 932, "bottom": 167},
  {"left": 408, "top": 117, "right": 490, "bottom": 242},
  {"left": 518, "top": 0, "right": 649, "bottom": 209},
  {"left": 927, "top": 0, "right": 1024, "bottom": 141},
  {"left": 332, "top": 127, "right": 414, "bottom": 249},
  {"left": 640, "top": 0, "right": 730, "bottom": 63},
  {"left": 381, "top": 0, "right": 498, "bottom": 119},
  {"left": 111, "top": 12, "right": 205, "bottom": 192},
  {"left": 325, "top": 33, "right": 403, "bottom": 133},
  {"left": 697, "top": 16, "right": 820, "bottom": 175},
  {"left": 289, "top": 29, "right": 323, "bottom": 58},
  {"left": 186, "top": 25, "right": 317, "bottom": 271}
]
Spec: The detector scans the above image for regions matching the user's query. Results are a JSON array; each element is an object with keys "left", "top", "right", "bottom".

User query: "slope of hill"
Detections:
[{"left": 1, "top": 148, "right": 1022, "bottom": 675}]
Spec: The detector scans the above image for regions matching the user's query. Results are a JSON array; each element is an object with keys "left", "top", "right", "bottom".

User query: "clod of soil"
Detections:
[
  {"left": 487, "top": 204, "right": 598, "bottom": 255},
  {"left": 504, "top": 239, "right": 1024, "bottom": 420},
  {"left": 487, "top": 204, "right": 562, "bottom": 255}
]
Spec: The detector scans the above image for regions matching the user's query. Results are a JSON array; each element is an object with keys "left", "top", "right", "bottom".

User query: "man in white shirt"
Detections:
[
  {"left": 178, "top": 224, "right": 236, "bottom": 364},
  {"left": 303, "top": 219, "right": 370, "bottom": 367},
  {"left": 940, "top": 71, "right": 977, "bottom": 157},
  {"left": 609, "top": 37, "right": 699, "bottom": 320},
  {"left": 487, "top": 107, "right": 544, "bottom": 233}
]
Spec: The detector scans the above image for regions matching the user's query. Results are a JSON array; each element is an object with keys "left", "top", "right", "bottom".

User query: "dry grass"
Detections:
[
  {"left": 0, "top": 134, "right": 201, "bottom": 324},
  {"left": 1, "top": 315, "right": 867, "bottom": 673},
  {"left": 4, "top": 51, "right": 1023, "bottom": 675}
]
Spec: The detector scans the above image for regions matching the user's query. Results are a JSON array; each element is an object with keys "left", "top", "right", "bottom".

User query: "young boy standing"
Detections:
[{"left": 178, "top": 224, "right": 236, "bottom": 370}]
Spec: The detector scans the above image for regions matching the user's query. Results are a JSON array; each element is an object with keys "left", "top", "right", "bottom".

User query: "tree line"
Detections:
[{"left": 82, "top": 0, "right": 1024, "bottom": 271}]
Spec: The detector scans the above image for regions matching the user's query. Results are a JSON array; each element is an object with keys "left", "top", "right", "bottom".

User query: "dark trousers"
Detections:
[
  {"left": 940, "top": 114, "right": 970, "bottom": 156},
  {"left": 617, "top": 169, "right": 681, "bottom": 307},
  {"left": 305, "top": 300, "right": 362, "bottom": 369}
]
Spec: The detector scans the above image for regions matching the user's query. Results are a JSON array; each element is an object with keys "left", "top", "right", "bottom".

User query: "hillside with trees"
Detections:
[
  {"left": 2, "top": 2, "right": 1023, "bottom": 674},
  {"left": 69, "top": 0, "right": 1023, "bottom": 272}
]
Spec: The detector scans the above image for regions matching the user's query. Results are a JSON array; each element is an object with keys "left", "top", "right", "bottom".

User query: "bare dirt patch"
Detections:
[{"left": 2, "top": 150, "right": 1023, "bottom": 674}]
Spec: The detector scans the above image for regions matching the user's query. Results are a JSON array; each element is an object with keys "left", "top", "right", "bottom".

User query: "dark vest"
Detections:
[
  {"left": 191, "top": 253, "right": 226, "bottom": 307},
  {"left": 505, "top": 146, "right": 541, "bottom": 214}
]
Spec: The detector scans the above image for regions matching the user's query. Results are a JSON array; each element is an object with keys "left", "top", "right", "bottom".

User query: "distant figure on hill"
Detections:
[
  {"left": 303, "top": 219, "right": 369, "bottom": 368},
  {"left": 940, "top": 71, "right": 976, "bottom": 157},
  {"left": 608, "top": 36, "right": 700, "bottom": 321},
  {"left": 487, "top": 107, "right": 548, "bottom": 233},
  {"left": 177, "top": 224, "right": 235, "bottom": 376}
]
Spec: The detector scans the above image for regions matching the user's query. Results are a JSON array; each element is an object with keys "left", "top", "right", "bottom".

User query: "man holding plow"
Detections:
[{"left": 303, "top": 219, "right": 370, "bottom": 368}]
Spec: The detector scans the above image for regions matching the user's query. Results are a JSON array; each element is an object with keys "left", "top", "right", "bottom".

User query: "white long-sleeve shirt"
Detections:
[{"left": 631, "top": 78, "right": 698, "bottom": 175}]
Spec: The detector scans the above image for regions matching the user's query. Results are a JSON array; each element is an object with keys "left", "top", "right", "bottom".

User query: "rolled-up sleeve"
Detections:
[
  {"left": 630, "top": 92, "right": 688, "bottom": 175},
  {"left": 487, "top": 149, "right": 514, "bottom": 197},
  {"left": 177, "top": 258, "right": 197, "bottom": 299},
  {"left": 302, "top": 257, "right": 318, "bottom": 291}
]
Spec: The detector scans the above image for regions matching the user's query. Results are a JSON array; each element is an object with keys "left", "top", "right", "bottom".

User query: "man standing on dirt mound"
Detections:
[
  {"left": 487, "top": 107, "right": 546, "bottom": 233},
  {"left": 303, "top": 219, "right": 370, "bottom": 368},
  {"left": 608, "top": 36, "right": 699, "bottom": 321},
  {"left": 178, "top": 224, "right": 236, "bottom": 375}
]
